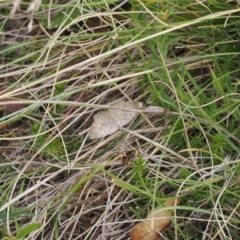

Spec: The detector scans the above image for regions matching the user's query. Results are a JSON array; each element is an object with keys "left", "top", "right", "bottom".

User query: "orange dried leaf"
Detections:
[
  {"left": 0, "top": 123, "right": 8, "bottom": 130},
  {"left": 130, "top": 198, "right": 181, "bottom": 240},
  {"left": 130, "top": 222, "right": 159, "bottom": 240}
]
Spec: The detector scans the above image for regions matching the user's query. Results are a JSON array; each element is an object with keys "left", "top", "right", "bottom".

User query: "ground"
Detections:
[{"left": 0, "top": 1, "right": 240, "bottom": 240}]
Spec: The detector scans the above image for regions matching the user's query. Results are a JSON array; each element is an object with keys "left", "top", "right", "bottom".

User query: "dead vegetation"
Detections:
[{"left": 0, "top": 1, "right": 240, "bottom": 240}]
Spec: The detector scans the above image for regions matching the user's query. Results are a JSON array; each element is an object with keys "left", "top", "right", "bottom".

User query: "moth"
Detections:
[{"left": 88, "top": 100, "right": 143, "bottom": 139}]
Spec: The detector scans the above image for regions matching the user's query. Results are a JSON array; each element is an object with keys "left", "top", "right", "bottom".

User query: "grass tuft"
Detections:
[{"left": 0, "top": 0, "right": 240, "bottom": 239}]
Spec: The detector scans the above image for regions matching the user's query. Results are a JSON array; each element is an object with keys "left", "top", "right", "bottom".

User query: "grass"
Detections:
[{"left": 0, "top": 0, "right": 240, "bottom": 239}]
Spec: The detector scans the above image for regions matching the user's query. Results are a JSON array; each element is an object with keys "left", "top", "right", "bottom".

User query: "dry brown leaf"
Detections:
[
  {"left": 0, "top": 87, "right": 27, "bottom": 113},
  {"left": 130, "top": 198, "right": 181, "bottom": 240}
]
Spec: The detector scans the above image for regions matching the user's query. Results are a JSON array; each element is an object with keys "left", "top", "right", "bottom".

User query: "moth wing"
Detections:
[
  {"left": 88, "top": 101, "right": 143, "bottom": 139},
  {"left": 108, "top": 101, "right": 143, "bottom": 127},
  {"left": 88, "top": 111, "right": 118, "bottom": 139}
]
